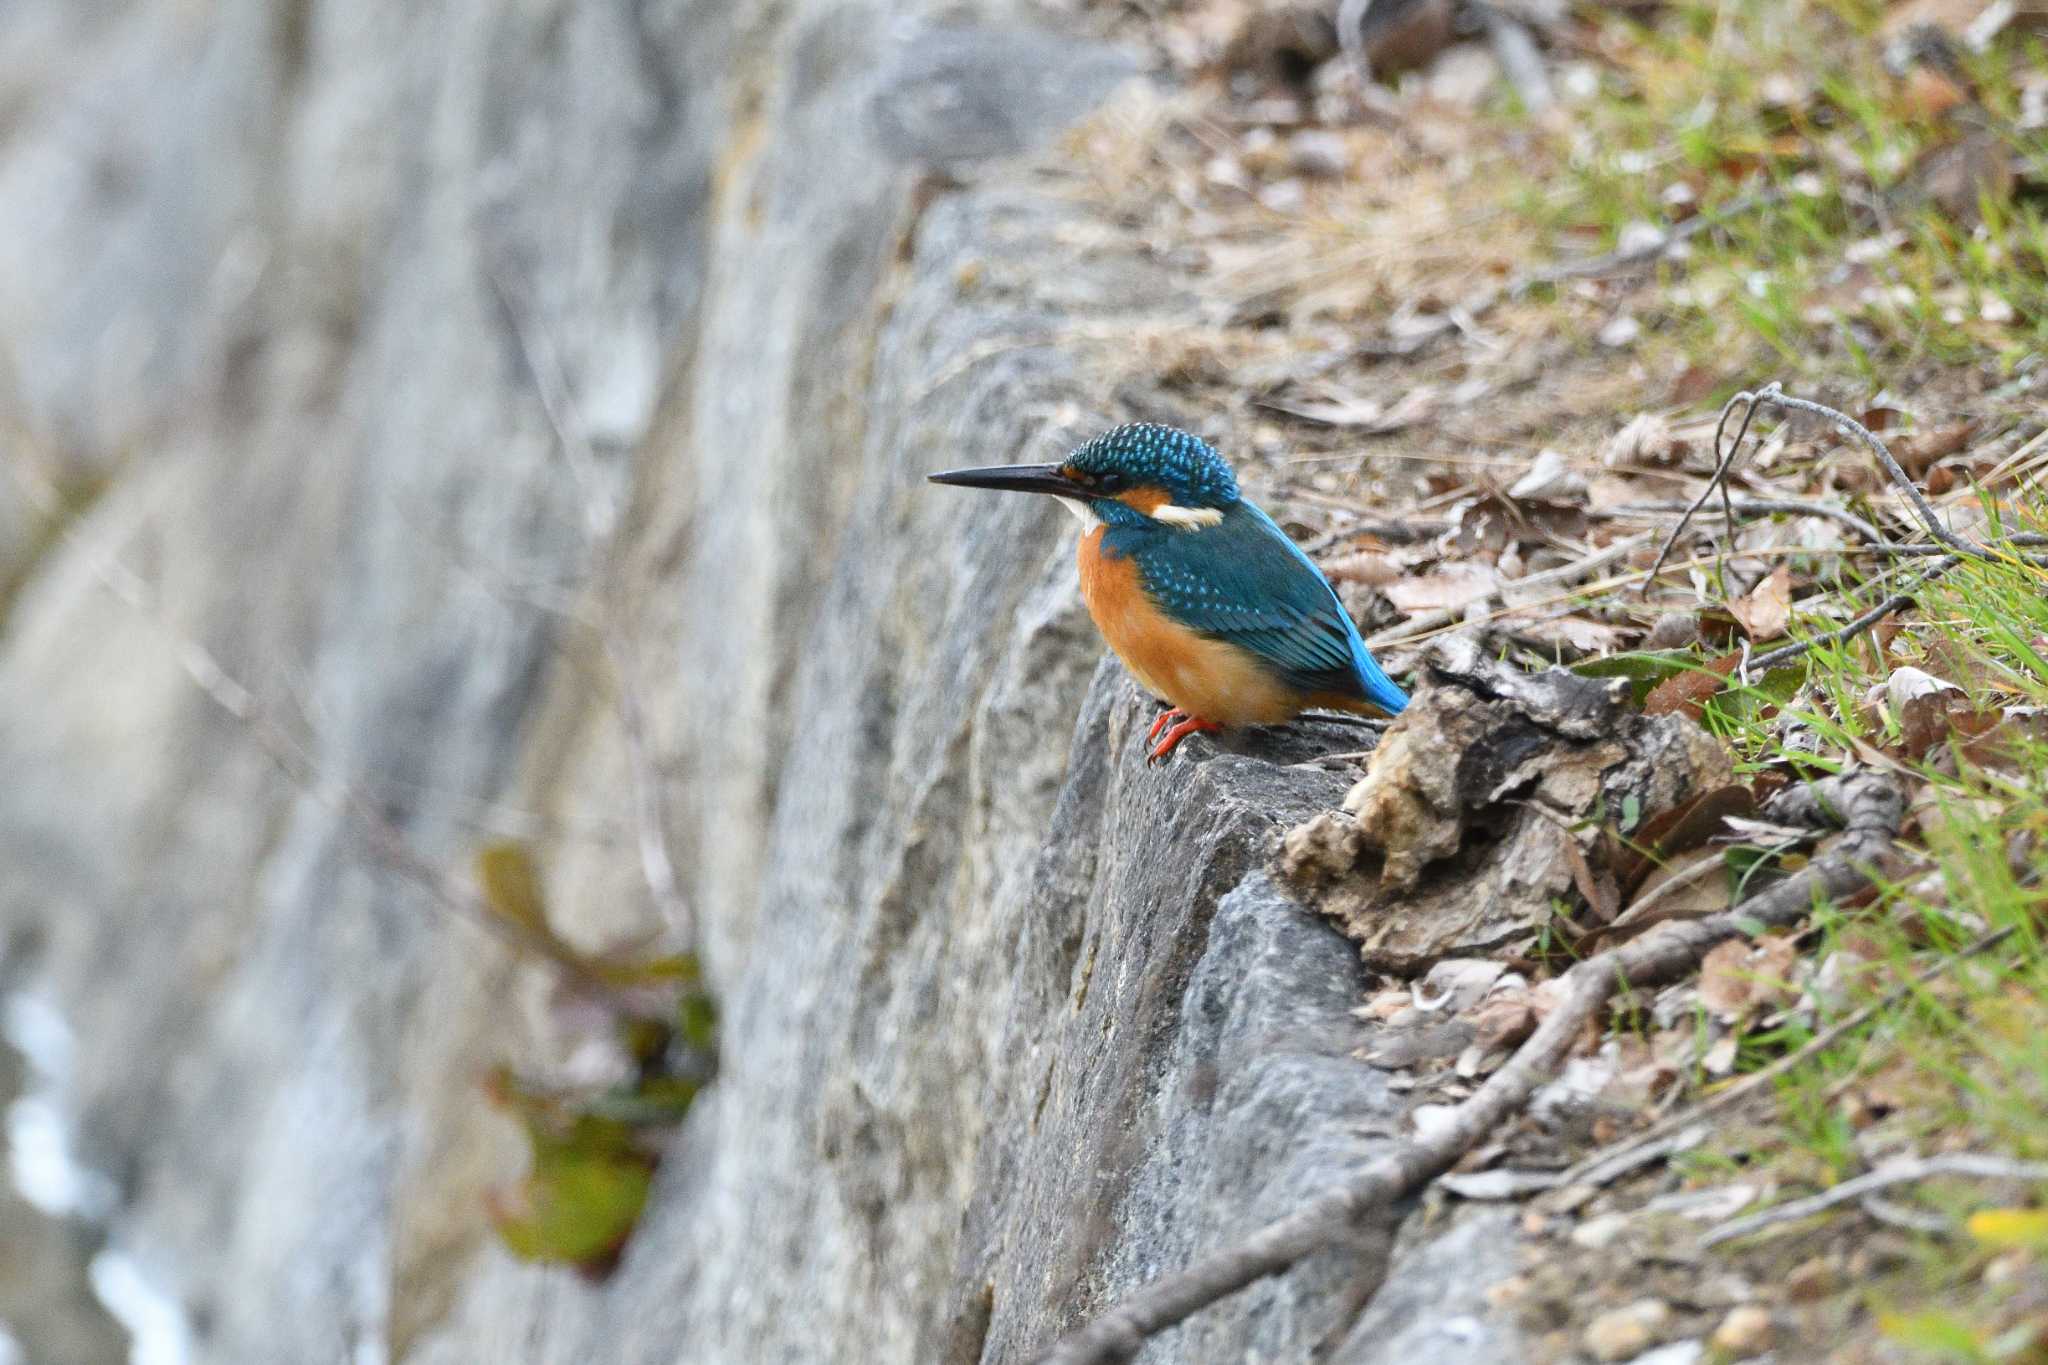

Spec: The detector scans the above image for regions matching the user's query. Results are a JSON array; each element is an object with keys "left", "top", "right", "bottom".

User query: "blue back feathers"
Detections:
[{"left": 1083, "top": 425, "right": 1409, "bottom": 716}]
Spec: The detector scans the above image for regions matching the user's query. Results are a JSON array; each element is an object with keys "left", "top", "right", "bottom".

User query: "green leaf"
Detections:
[
  {"left": 1878, "top": 1308, "right": 1988, "bottom": 1359},
  {"left": 475, "top": 842, "right": 554, "bottom": 940},
  {"left": 678, "top": 990, "right": 719, "bottom": 1054},
  {"left": 1573, "top": 651, "right": 1702, "bottom": 705},
  {"left": 592, "top": 951, "right": 703, "bottom": 989},
  {"left": 588, "top": 1077, "right": 701, "bottom": 1126},
  {"left": 1968, "top": 1206, "right": 2048, "bottom": 1251},
  {"left": 493, "top": 1148, "right": 653, "bottom": 1270},
  {"left": 1703, "top": 665, "right": 1807, "bottom": 726}
]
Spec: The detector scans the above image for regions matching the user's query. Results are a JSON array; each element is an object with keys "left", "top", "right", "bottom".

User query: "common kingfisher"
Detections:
[{"left": 929, "top": 423, "right": 1408, "bottom": 762}]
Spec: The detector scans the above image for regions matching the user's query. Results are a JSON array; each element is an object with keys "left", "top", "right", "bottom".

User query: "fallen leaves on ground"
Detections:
[{"left": 1730, "top": 566, "right": 1793, "bottom": 643}]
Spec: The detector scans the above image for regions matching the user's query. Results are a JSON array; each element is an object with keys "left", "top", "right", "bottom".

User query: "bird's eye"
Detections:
[{"left": 1095, "top": 473, "right": 1128, "bottom": 493}]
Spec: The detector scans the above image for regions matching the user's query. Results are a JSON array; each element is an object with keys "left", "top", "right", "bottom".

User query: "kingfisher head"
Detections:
[{"left": 928, "top": 423, "right": 1239, "bottom": 530}]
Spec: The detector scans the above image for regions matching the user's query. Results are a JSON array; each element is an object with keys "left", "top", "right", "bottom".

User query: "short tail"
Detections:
[{"left": 1349, "top": 636, "right": 1408, "bottom": 716}]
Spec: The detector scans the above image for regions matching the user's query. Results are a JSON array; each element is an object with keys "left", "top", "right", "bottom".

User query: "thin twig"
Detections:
[
  {"left": 1555, "top": 921, "right": 2017, "bottom": 1189},
  {"left": 1366, "top": 531, "right": 1654, "bottom": 649},
  {"left": 1860, "top": 1193, "right": 1952, "bottom": 1235},
  {"left": 489, "top": 267, "right": 696, "bottom": 948},
  {"left": 1764, "top": 393, "right": 1988, "bottom": 564},
  {"left": 1638, "top": 383, "right": 1778, "bottom": 590},
  {"left": 1641, "top": 386, "right": 2023, "bottom": 600},
  {"left": 1700, "top": 1153, "right": 2048, "bottom": 1248},
  {"left": 1038, "top": 772, "right": 1902, "bottom": 1365},
  {"left": 1747, "top": 556, "right": 1961, "bottom": 672},
  {"left": 1608, "top": 497, "right": 1888, "bottom": 547}
]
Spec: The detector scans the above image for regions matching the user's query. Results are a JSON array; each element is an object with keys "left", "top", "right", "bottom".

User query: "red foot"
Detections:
[
  {"left": 1147, "top": 707, "right": 1187, "bottom": 744},
  {"left": 1148, "top": 713, "right": 1222, "bottom": 763}
]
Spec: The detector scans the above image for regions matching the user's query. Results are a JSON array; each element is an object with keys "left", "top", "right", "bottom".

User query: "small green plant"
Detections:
[{"left": 474, "top": 842, "right": 717, "bottom": 1275}]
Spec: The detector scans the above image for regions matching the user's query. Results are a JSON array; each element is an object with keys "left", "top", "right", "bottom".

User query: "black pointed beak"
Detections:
[{"left": 927, "top": 463, "right": 1095, "bottom": 499}]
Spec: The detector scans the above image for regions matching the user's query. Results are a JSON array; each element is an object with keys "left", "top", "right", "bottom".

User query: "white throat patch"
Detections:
[
  {"left": 1056, "top": 496, "right": 1098, "bottom": 524},
  {"left": 1150, "top": 504, "right": 1225, "bottom": 530}
]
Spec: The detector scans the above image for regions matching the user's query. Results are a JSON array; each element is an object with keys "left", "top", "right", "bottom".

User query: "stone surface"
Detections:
[
  {"left": 0, "top": 0, "right": 1528, "bottom": 1361},
  {"left": 1711, "top": 1304, "right": 1773, "bottom": 1356},
  {"left": 1332, "top": 1207, "right": 1527, "bottom": 1365},
  {"left": 1586, "top": 1299, "right": 1675, "bottom": 1362}
]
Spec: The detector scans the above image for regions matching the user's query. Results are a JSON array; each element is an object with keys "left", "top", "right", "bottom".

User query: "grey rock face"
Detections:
[{"left": 0, "top": 2, "right": 1525, "bottom": 1362}]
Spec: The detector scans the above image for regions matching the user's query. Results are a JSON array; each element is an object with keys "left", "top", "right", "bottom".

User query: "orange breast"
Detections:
[{"left": 1076, "top": 526, "right": 1306, "bottom": 727}]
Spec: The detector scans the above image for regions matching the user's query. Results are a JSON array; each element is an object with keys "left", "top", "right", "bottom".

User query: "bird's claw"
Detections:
[
  {"left": 1146, "top": 707, "right": 1187, "bottom": 744},
  {"left": 1147, "top": 713, "right": 1221, "bottom": 763}
]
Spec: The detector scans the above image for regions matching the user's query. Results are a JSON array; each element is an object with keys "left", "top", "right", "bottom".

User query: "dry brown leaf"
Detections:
[
  {"left": 1951, "top": 710, "right": 2048, "bottom": 769},
  {"left": 1561, "top": 832, "right": 1619, "bottom": 925},
  {"left": 1729, "top": 565, "right": 1793, "bottom": 643},
  {"left": 1385, "top": 562, "right": 1502, "bottom": 614},
  {"left": 1622, "top": 851, "right": 1733, "bottom": 926},
  {"left": 1669, "top": 365, "right": 1718, "bottom": 408},
  {"left": 1892, "top": 419, "right": 1980, "bottom": 477},
  {"left": 1879, "top": 0, "right": 1996, "bottom": 40},
  {"left": 1893, "top": 132, "right": 2016, "bottom": 228},
  {"left": 1469, "top": 990, "right": 1539, "bottom": 1053},
  {"left": 1899, "top": 692, "right": 2002, "bottom": 760},
  {"left": 1323, "top": 550, "right": 1405, "bottom": 587},
  {"left": 1644, "top": 651, "right": 1743, "bottom": 719},
  {"left": 1898, "top": 64, "right": 1972, "bottom": 121},
  {"left": 1447, "top": 495, "right": 1516, "bottom": 558},
  {"left": 1698, "top": 935, "right": 1801, "bottom": 1025},
  {"left": 1507, "top": 614, "right": 1632, "bottom": 654},
  {"left": 1616, "top": 784, "right": 1756, "bottom": 896}
]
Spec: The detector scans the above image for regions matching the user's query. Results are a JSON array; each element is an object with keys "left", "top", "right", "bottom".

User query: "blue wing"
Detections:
[{"left": 1106, "top": 501, "right": 1408, "bottom": 715}]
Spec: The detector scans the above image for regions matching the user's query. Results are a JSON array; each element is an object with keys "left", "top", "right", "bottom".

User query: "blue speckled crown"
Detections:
[{"left": 1067, "top": 423, "right": 1241, "bottom": 508}]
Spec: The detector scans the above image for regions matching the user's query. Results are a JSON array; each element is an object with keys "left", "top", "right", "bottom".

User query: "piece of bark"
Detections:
[{"left": 1282, "top": 635, "right": 1734, "bottom": 972}]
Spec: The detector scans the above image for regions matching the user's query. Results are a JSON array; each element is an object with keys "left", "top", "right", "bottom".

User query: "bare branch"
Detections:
[
  {"left": 1746, "top": 556, "right": 1961, "bottom": 672},
  {"left": 1700, "top": 1153, "right": 2048, "bottom": 1249},
  {"left": 1038, "top": 771, "right": 1902, "bottom": 1365},
  {"left": 1639, "top": 385, "right": 2019, "bottom": 602},
  {"left": 1555, "top": 920, "right": 2017, "bottom": 1190},
  {"left": 1637, "top": 382, "right": 1778, "bottom": 591},
  {"left": 1764, "top": 392, "right": 1989, "bottom": 564},
  {"left": 1608, "top": 496, "right": 1888, "bottom": 547}
]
